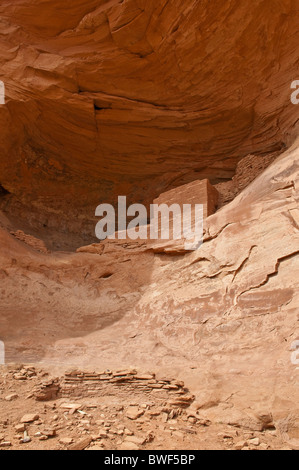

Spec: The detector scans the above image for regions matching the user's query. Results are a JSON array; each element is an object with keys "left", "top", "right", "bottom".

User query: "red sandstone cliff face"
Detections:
[
  {"left": 0, "top": 0, "right": 298, "bottom": 445},
  {"left": 0, "top": 0, "right": 298, "bottom": 244}
]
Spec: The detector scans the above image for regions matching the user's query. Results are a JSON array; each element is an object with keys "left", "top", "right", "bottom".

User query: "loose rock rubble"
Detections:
[{"left": 0, "top": 365, "right": 291, "bottom": 451}]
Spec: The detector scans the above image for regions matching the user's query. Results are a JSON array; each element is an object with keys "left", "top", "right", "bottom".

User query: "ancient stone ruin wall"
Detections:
[{"left": 34, "top": 369, "right": 195, "bottom": 409}]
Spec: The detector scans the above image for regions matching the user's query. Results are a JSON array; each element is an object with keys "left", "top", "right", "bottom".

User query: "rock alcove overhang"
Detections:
[{"left": 0, "top": 0, "right": 298, "bottom": 246}]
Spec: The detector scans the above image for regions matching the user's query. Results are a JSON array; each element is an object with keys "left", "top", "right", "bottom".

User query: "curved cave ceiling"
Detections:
[{"left": 0, "top": 0, "right": 298, "bottom": 242}]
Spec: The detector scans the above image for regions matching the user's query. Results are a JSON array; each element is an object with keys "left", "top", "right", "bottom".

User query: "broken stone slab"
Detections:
[
  {"left": 126, "top": 407, "right": 145, "bottom": 420},
  {"left": 173, "top": 381, "right": 185, "bottom": 388},
  {"left": 13, "top": 374, "right": 27, "bottom": 381},
  {"left": 235, "top": 440, "right": 248, "bottom": 450},
  {"left": 59, "top": 438, "right": 74, "bottom": 445},
  {"left": 111, "top": 377, "right": 133, "bottom": 383},
  {"left": 15, "top": 424, "right": 26, "bottom": 433},
  {"left": 113, "top": 370, "right": 137, "bottom": 377},
  {"left": 0, "top": 442, "right": 12, "bottom": 448},
  {"left": 119, "top": 442, "right": 140, "bottom": 451},
  {"left": 134, "top": 374, "right": 155, "bottom": 380},
  {"left": 148, "top": 411, "right": 161, "bottom": 417},
  {"left": 65, "top": 369, "right": 81, "bottom": 377},
  {"left": 125, "top": 435, "right": 146, "bottom": 446},
  {"left": 163, "top": 385, "right": 179, "bottom": 390},
  {"left": 41, "top": 429, "right": 56, "bottom": 438},
  {"left": 5, "top": 393, "right": 18, "bottom": 401},
  {"left": 168, "top": 396, "right": 195, "bottom": 408},
  {"left": 68, "top": 437, "right": 92, "bottom": 451},
  {"left": 248, "top": 437, "right": 260, "bottom": 447},
  {"left": 96, "top": 430, "right": 109, "bottom": 438},
  {"left": 60, "top": 403, "right": 82, "bottom": 411},
  {"left": 20, "top": 414, "right": 39, "bottom": 423}
]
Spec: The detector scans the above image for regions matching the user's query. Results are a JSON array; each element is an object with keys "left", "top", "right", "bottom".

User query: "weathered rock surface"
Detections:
[
  {"left": 0, "top": 0, "right": 298, "bottom": 449},
  {"left": 0, "top": 140, "right": 298, "bottom": 438},
  {"left": 0, "top": 0, "right": 298, "bottom": 245}
]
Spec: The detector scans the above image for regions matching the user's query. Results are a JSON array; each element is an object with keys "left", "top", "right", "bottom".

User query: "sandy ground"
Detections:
[{"left": 0, "top": 364, "right": 289, "bottom": 451}]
